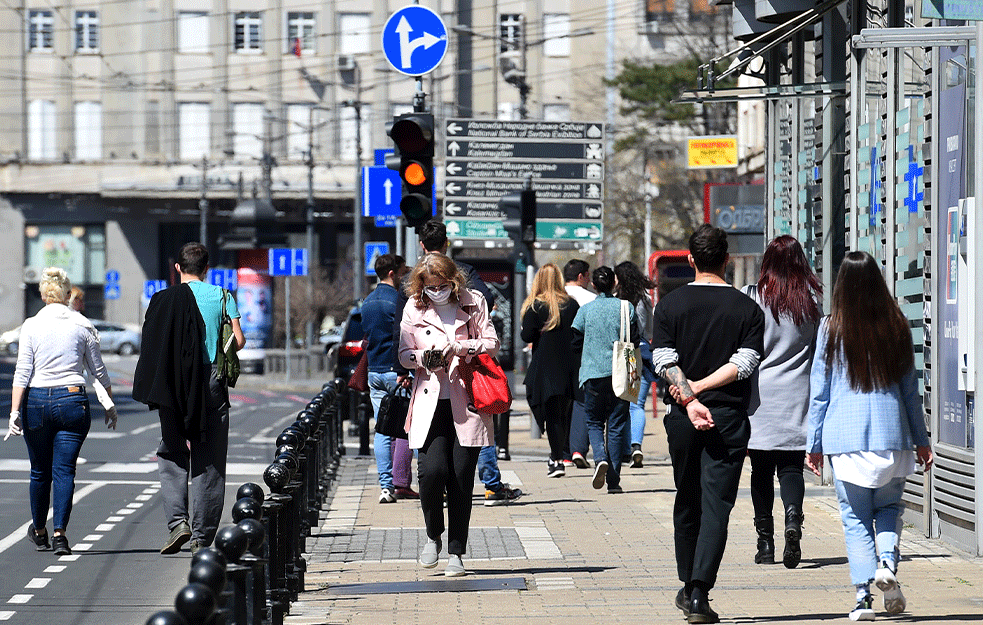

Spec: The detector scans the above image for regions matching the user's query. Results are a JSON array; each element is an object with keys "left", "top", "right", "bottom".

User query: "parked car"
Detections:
[
  {"left": 91, "top": 320, "right": 142, "bottom": 355},
  {"left": 0, "top": 320, "right": 140, "bottom": 356},
  {"left": 319, "top": 326, "right": 344, "bottom": 352},
  {"left": 328, "top": 306, "right": 364, "bottom": 381}
]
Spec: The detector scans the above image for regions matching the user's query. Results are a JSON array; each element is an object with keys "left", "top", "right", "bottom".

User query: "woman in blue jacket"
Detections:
[{"left": 806, "top": 251, "right": 932, "bottom": 622}]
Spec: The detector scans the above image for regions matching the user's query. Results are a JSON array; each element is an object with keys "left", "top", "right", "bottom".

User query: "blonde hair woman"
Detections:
[
  {"left": 399, "top": 253, "right": 499, "bottom": 577},
  {"left": 520, "top": 263, "right": 580, "bottom": 477},
  {"left": 6, "top": 268, "right": 116, "bottom": 556}
]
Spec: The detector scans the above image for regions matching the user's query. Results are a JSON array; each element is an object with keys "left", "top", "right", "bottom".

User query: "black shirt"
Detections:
[{"left": 651, "top": 283, "right": 765, "bottom": 411}]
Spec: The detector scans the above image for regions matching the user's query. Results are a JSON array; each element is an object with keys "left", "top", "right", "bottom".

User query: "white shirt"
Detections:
[
  {"left": 830, "top": 450, "right": 916, "bottom": 488},
  {"left": 13, "top": 303, "right": 111, "bottom": 391},
  {"left": 565, "top": 284, "right": 596, "bottom": 307}
]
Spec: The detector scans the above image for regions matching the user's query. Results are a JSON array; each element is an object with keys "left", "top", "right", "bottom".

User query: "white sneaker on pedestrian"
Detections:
[
  {"left": 444, "top": 554, "right": 467, "bottom": 577},
  {"left": 592, "top": 461, "right": 609, "bottom": 489},
  {"left": 379, "top": 488, "right": 397, "bottom": 504},
  {"left": 420, "top": 538, "right": 441, "bottom": 568},
  {"left": 875, "top": 562, "right": 905, "bottom": 614},
  {"left": 848, "top": 595, "right": 875, "bottom": 621}
]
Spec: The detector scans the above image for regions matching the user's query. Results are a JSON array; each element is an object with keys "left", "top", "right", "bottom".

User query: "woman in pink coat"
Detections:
[{"left": 399, "top": 253, "right": 500, "bottom": 577}]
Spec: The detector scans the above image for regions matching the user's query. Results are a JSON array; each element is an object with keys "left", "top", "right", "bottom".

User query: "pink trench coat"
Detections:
[{"left": 398, "top": 288, "right": 500, "bottom": 450}]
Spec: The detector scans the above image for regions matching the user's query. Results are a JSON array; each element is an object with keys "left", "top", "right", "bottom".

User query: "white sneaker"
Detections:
[
  {"left": 420, "top": 538, "right": 441, "bottom": 568},
  {"left": 848, "top": 595, "right": 875, "bottom": 621},
  {"left": 379, "top": 488, "right": 397, "bottom": 504},
  {"left": 444, "top": 554, "right": 467, "bottom": 577},
  {"left": 875, "top": 563, "right": 906, "bottom": 614}
]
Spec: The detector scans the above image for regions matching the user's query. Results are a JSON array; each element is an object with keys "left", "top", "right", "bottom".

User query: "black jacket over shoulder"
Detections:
[{"left": 132, "top": 283, "right": 210, "bottom": 441}]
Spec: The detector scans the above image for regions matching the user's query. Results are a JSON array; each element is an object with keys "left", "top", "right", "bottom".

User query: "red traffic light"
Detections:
[{"left": 403, "top": 161, "right": 428, "bottom": 186}]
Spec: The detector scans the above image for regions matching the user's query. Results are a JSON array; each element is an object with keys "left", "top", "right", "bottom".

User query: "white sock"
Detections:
[{"left": 856, "top": 582, "right": 870, "bottom": 601}]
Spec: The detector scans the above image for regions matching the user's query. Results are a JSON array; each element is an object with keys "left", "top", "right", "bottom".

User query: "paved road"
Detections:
[{"left": 0, "top": 355, "right": 323, "bottom": 624}]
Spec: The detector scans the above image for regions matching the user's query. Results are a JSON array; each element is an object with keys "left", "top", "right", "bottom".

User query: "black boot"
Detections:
[
  {"left": 753, "top": 516, "right": 775, "bottom": 564},
  {"left": 783, "top": 505, "right": 803, "bottom": 569}
]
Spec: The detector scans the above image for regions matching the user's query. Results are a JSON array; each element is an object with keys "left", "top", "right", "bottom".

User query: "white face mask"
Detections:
[{"left": 425, "top": 285, "right": 452, "bottom": 305}]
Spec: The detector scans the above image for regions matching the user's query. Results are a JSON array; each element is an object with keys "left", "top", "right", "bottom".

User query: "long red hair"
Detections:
[{"left": 757, "top": 235, "right": 822, "bottom": 325}]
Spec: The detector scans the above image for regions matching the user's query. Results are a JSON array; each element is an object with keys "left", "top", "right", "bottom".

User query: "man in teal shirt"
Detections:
[{"left": 571, "top": 266, "right": 638, "bottom": 494}]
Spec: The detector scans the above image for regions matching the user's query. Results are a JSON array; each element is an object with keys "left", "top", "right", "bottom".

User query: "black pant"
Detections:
[
  {"left": 748, "top": 449, "right": 805, "bottom": 519},
  {"left": 417, "top": 400, "right": 480, "bottom": 555},
  {"left": 665, "top": 405, "right": 749, "bottom": 589},
  {"left": 531, "top": 395, "right": 572, "bottom": 462}
]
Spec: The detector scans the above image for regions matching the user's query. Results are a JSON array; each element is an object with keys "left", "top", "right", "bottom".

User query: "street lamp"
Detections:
[{"left": 340, "top": 57, "right": 364, "bottom": 301}]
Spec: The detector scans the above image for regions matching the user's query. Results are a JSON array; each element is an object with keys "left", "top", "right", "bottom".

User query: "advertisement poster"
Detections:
[{"left": 236, "top": 250, "right": 273, "bottom": 350}]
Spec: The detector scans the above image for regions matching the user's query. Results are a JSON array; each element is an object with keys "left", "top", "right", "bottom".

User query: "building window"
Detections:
[
  {"left": 543, "top": 103, "right": 571, "bottom": 122},
  {"left": 339, "top": 103, "right": 371, "bottom": 160},
  {"left": 234, "top": 12, "right": 263, "bottom": 53},
  {"left": 75, "top": 102, "right": 102, "bottom": 160},
  {"left": 543, "top": 14, "right": 570, "bottom": 57},
  {"left": 28, "top": 100, "right": 56, "bottom": 160},
  {"left": 75, "top": 11, "right": 99, "bottom": 52},
  {"left": 287, "top": 12, "right": 316, "bottom": 55},
  {"left": 689, "top": 0, "right": 715, "bottom": 20},
  {"left": 28, "top": 10, "right": 54, "bottom": 51},
  {"left": 499, "top": 13, "right": 523, "bottom": 54},
  {"left": 286, "top": 104, "right": 316, "bottom": 159},
  {"left": 233, "top": 103, "right": 264, "bottom": 159},
  {"left": 646, "top": 0, "right": 675, "bottom": 21},
  {"left": 178, "top": 102, "right": 210, "bottom": 160},
  {"left": 178, "top": 12, "right": 209, "bottom": 54},
  {"left": 338, "top": 13, "right": 370, "bottom": 55}
]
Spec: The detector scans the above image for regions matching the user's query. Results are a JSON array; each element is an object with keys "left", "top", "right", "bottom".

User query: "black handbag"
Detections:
[{"left": 375, "top": 386, "right": 410, "bottom": 439}]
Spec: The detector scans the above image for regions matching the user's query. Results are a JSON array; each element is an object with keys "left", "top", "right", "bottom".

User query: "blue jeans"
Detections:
[
  {"left": 629, "top": 360, "right": 656, "bottom": 449},
  {"left": 369, "top": 371, "right": 401, "bottom": 491},
  {"left": 477, "top": 445, "right": 502, "bottom": 491},
  {"left": 583, "top": 377, "right": 629, "bottom": 488},
  {"left": 22, "top": 386, "right": 91, "bottom": 532},
  {"left": 834, "top": 476, "right": 906, "bottom": 585}
]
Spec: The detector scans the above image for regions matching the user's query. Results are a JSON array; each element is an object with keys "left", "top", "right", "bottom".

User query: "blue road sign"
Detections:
[
  {"left": 365, "top": 242, "right": 390, "bottom": 277},
  {"left": 105, "top": 270, "right": 120, "bottom": 284},
  {"left": 381, "top": 5, "right": 448, "bottom": 76},
  {"left": 144, "top": 280, "right": 168, "bottom": 300},
  {"left": 362, "top": 166, "right": 401, "bottom": 218},
  {"left": 268, "top": 248, "right": 309, "bottom": 277},
  {"left": 376, "top": 215, "right": 397, "bottom": 228},
  {"left": 104, "top": 283, "right": 120, "bottom": 300},
  {"left": 208, "top": 269, "right": 239, "bottom": 291},
  {"left": 374, "top": 148, "right": 394, "bottom": 167}
]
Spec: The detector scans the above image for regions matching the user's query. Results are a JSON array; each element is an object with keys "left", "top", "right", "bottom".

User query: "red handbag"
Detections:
[
  {"left": 459, "top": 353, "right": 512, "bottom": 415},
  {"left": 347, "top": 343, "right": 368, "bottom": 392}
]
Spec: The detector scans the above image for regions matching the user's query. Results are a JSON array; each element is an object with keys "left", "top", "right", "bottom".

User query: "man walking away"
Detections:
[
  {"left": 133, "top": 242, "right": 246, "bottom": 555},
  {"left": 362, "top": 253, "right": 417, "bottom": 503},
  {"left": 651, "top": 225, "right": 765, "bottom": 624},
  {"left": 563, "top": 259, "right": 595, "bottom": 468}
]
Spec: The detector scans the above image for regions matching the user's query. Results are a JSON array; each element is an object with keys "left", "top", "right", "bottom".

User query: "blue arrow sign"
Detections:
[
  {"left": 268, "top": 248, "right": 309, "bottom": 277},
  {"left": 362, "top": 166, "right": 401, "bottom": 218},
  {"left": 365, "top": 242, "right": 390, "bottom": 277},
  {"left": 381, "top": 5, "right": 448, "bottom": 76}
]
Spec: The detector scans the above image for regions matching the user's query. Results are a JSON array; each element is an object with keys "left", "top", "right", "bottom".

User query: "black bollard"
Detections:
[{"left": 174, "top": 583, "right": 216, "bottom": 625}]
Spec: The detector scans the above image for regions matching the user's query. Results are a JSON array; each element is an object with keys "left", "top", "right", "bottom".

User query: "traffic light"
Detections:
[
  {"left": 387, "top": 112, "right": 434, "bottom": 227},
  {"left": 500, "top": 189, "right": 537, "bottom": 243},
  {"left": 218, "top": 198, "right": 288, "bottom": 249}
]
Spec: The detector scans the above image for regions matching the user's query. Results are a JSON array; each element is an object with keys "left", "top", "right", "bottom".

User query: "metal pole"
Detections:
[
  {"left": 306, "top": 109, "right": 316, "bottom": 349},
  {"left": 974, "top": 20, "right": 983, "bottom": 556},
  {"left": 644, "top": 194, "right": 652, "bottom": 264},
  {"left": 353, "top": 64, "right": 364, "bottom": 302},
  {"left": 199, "top": 155, "right": 208, "bottom": 245},
  {"left": 285, "top": 276, "right": 291, "bottom": 383}
]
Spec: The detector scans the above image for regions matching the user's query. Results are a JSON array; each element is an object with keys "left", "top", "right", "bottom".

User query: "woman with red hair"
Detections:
[{"left": 741, "top": 235, "right": 822, "bottom": 569}]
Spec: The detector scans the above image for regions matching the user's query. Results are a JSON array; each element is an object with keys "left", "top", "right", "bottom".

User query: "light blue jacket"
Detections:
[
  {"left": 806, "top": 318, "right": 930, "bottom": 455},
  {"left": 571, "top": 293, "right": 639, "bottom": 387}
]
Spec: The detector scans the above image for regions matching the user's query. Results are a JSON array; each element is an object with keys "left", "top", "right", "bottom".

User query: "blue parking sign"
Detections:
[
  {"left": 144, "top": 280, "right": 168, "bottom": 299},
  {"left": 269, "top": 248, "right": 309, "bottom": 277},
  {"left": 208, "top": 268, "right": 238, "bottom": 291}
]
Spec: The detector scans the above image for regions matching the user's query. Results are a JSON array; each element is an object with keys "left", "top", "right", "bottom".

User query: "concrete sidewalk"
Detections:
[{"left": 285, "top": 398, "right": 983, "bottom": 624}]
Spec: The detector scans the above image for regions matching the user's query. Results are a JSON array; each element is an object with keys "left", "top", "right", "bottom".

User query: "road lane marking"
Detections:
[
  {"left": 0, "top": 610, "right": 14, "bottom": 620},
  {"left": 126, "top": 502, "right": 143, "bottom": 508},
  {"left": 106, "top": 516, "right": 124, "bottom": 522},
  {"left": 72, "top": 544, "right": 93, "bottom": 551},
  {"left": 130, "top": 423, "right": 159, "bottom": 435},
  {"left": 6, "top": 596, "right": 31, "bottom": 604},
  {"left": 93, "top": 463, "right": 158, "bottom": 473},
  {"left": 58, "top": 555, "right": 79, "bottom": 562},
  {"left": 95, "top": 524, "right": 115, "bottom": 532},
  {"left": 115, "top": 508, "right": 135, "bottom": 515},
  {"left": 136, "top": 494, "right": 152, "bottom": 501},
  {"left": 82, "top": 534, "right": 102, "bottom": 541},
  {"left": 0, "top": 482, "right": 103, "bottom": 555},
  {"left": 25, "top": 579, "right": 49, "bottom": 589},
  {"left": 43, "top": 566, "right": 65, "bottom": 573}
]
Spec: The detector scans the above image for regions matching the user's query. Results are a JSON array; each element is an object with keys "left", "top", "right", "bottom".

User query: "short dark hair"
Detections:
[
  {"left": 591, "top": 266, "right": 615, "bottom": 295},
  {"left": 178, "top": 242, "right": 209, "bottom": 277},
  {"left": 563, "top": 259, "right": 590, "bottom": 283},
  {"left": 688, "top": 224, "right": 728, "bottom": 271},
  {"left": 419, "top": 219, "right": 447, "bottom": 252},
  {"left": 374, "top": 253, "right": 405, "bottom": 279}
]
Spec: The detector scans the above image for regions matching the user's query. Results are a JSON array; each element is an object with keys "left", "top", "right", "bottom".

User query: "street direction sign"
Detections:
[
  {"left": 268, "top": 248, "right": 309, "bottom": 277},
  {"left": 443, "top": 118, "right": 605, "bottom": 241},
  {"left": 362, "top": 166, "right": 401, "bottom": 218},
  {"left": 381, "top": 6, "right": 448, "bottom": 76},
  {"left": 365, "top": 242, "right": 390, "bottom": 276},
  {"left": 208, "top": 268, "right": 238, "bottom": 291}
]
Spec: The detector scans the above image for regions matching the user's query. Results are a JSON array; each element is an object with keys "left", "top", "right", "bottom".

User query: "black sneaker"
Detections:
[
  {"left": 591, "top": 461, "right": 609, "bottom": 489},
  {"left": 631, "top": 445, "right": 643, "bottom": 468},
  {"left": 547, "top": 460, "right": 565, "bottom": 478},
  {"left": 497, "top": 448, "right": 510, "bottom": 461},
  {"left": 160, "top": 520, "right": 192, "bottom": 554},
  {"left": 484, "top": 484, "right": 522, "bottom": 506},
  {"left": 27, "top": 525, "right": 51, "bottom": 551},
  {"left": 848, "top": 595, "right": 875, "bottom": 621},
  {"left": 687, "top": 596, "right": 720, "bottom": 624},
  {"left": 675, "top": 587, "right": 691, "bottom": 615},
  {"left": 52, "top": 535, "right": 71, "bottom": 556}
]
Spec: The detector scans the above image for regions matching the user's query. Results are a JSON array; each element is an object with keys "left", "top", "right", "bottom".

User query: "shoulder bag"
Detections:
[
  {"left": 459, "top": 316, "right": 513, "bottom": 415},
  {"left": 216, "top": 288, "right": 240, "bottom": 388},
  {"left": 375, "top": 385, "right": 410, "bottom": 439},
  {"left": 612, "top": 299, "right": 641, "bottom": 402},
  {"left": 347, "top": 343, "right": 369, "bottom": 392}
]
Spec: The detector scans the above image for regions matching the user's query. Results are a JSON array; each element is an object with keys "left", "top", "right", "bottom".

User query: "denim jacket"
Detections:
[{"left": 361, "top": 282, "right": 401, "bottom": 373}]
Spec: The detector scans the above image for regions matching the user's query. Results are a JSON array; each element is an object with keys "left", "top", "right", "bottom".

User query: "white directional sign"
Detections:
[
  {"left": 381, "top": 6, "right": 448, "bottom": 76},
  {"left": 443, "top": 119, "right": 605, "bottom": 241}
]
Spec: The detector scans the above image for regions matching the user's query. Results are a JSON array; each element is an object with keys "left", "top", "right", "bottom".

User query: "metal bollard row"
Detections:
[{"left": 146, "top": 381, "right": 346, "bottom": 625}]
